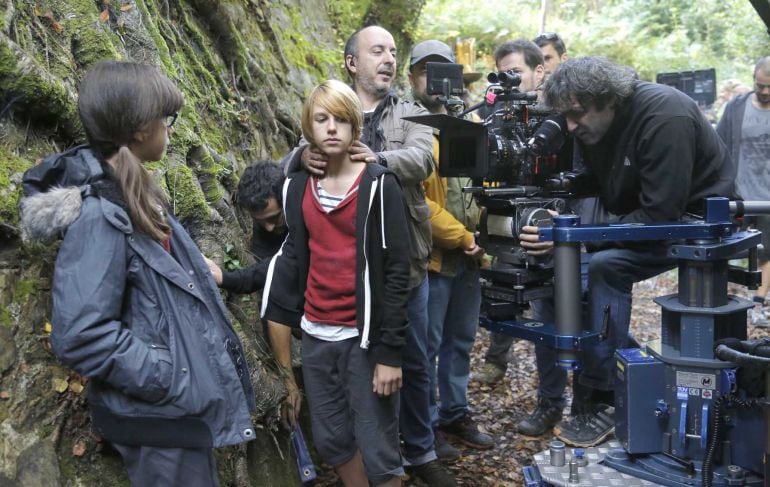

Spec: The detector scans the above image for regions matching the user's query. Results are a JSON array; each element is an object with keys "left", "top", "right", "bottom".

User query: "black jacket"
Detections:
[
  {"left": 20, "top": 146, "right": 256, "bottom": 448},
  {"left": 261, "top": 164, "right": 411, "bottom": 367},
  {"left": 716, "top": 92, "right": 751, "bottom": 175},
  {"left": 572, "top": 81, "right": 735, "bottom": 223}
]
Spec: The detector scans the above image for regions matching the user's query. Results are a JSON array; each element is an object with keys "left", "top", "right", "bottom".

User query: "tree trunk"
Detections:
[{"left": 0, "top": 0, "right": 422, "bottom": 484}]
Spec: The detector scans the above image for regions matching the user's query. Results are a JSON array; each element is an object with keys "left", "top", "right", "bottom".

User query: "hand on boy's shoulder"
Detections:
[
  {"left": 348, "top": 140, "right": 378, "bottom": 164},
  {"left": 373, "top": 364, "right": 402, "bottom": 397}
]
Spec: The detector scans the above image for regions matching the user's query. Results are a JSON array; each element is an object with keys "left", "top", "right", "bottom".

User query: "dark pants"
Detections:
[
  {"left": 400, "top": 277, "right": 436, "bottom": 465},
  {"left": 484, "top": 256, "right": 591, "bottom": 404},
  {"left": 486, "top": 245, "right": 673, "bottom": 398},
  {"left": 301, "top": 333, "right": 404, "bottom": 485},
  {"left": 112, "top": 444, "right": 219, "bottom": 487},
  {"left": 579, "top": 243, "right": 675, "bottom": 390}
]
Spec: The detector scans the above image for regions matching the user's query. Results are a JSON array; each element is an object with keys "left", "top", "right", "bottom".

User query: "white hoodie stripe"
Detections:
[
  {"left": 260, "top": 178, "right": 292, "bottom": 318},
  {"left": 360, "top": 177, "right": 379, "bottom": 349},
  {"left": 380, "top": 175, "right": 387, "bottom": 249}
]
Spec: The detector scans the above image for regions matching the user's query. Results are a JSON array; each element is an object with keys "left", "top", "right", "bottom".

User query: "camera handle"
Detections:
[{"left": 435, "top": 77, "right": 465, "bottom": 116}]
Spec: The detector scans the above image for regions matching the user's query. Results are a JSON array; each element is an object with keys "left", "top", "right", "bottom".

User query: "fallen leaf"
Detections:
[
  {"left": 53, "top": 378, "right": 69, "bottom": 393},
  {"left": 69, "top": 381, "right": 84, "bottom": 394},
  {"left": 44, "top": 322, "right": 52, "bottom": 334},
  {"left": 0, "top": 391, "right": 9, "bottom": 400},
  {"left": 99, "top": 9, "right": 109, "bottom": 23},
  {"left": 120, "top": 4, "right": 133, "bottom": 11},
  {"left": 51, "top": 21, "right": 63, "bottom": 33},
  {"left": 72, "top": 440, "right": 86, "bottom": 457},
  {"left": 33, "top": 6, "right": 40, "bottom": 16}
]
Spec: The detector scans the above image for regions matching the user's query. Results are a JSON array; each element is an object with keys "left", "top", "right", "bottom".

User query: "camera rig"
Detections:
[
  {"left": 405, "top": 63, "right": 573, "bottom": 319},
  {"left": 405, "top": 63, "right": 770, "bottom": 485},
  {"left": 518, "top": 199, "right": 770, "bottom": 486}
]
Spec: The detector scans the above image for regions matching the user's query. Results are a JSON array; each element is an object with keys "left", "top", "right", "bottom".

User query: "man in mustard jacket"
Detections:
[{"left": 408, "top": 40, "right": 493, "bottom": 460}]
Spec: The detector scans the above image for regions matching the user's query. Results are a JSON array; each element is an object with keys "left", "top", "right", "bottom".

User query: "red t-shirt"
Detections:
[{"left": 302, "top": 173, "right": 363, "bottom": 326}]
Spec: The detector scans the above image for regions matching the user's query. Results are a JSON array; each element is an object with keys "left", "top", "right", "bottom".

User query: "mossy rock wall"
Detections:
[{"left": 0, "top": 0, "right": 425, "bottom": 485}]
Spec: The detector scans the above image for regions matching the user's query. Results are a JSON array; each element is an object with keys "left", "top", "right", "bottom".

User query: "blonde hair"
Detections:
[{"left": 301, "top": 80, "right": 363, "bottom": 146}]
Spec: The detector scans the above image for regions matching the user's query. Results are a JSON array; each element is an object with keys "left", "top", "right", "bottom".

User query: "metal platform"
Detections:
[{"left": 532, "top": 440, "right": 663, "bottom": 486}]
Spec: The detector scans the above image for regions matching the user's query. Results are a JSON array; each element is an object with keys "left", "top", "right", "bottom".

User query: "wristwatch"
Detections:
[{"left": 377, "top": 153, "right": 387, "bottom": 167}]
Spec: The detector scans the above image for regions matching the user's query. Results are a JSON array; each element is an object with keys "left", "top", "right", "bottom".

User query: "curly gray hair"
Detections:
[{"left": 544, "top": 57, "right": 637, "bottom": 112}]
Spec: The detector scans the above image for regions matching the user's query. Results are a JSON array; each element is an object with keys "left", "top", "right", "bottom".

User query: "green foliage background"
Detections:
[{"left": 417, "top": 0, "right": 770, "bottom": 84}]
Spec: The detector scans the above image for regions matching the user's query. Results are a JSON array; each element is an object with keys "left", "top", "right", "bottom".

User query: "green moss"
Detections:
[
  {"left": 194, "top": 145, "right": 227, "bottom": 203},
  {"left": 0, "top": 306, "right": 11, "bottom": 328},
  {"left": 14, "top": 279, "right": 35, "bottom": 302},
  {"left": 0, "top": 147, "right": 33, "bottom": 227},
  {"left": 70, "top": 24, "right": 121, "bottom": 69},
  {"left": 0, "top": 43, "right": 79, "bottom": 131},
  {"left": 146, "top": 161, "right": 210, "bottom": 222},
  {"left": 327, "top": 0, "right": 373, "bottom": 49},
  {"left": 275, "top": 8, "right": 338, "bottom": 76},
  {"left": 134, "top": 0, "right": 175, "bottom": 74}
]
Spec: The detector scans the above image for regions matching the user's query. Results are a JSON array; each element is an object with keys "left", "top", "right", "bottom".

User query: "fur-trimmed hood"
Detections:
[
  {"left": 20, "top": 187, "right": 85, "bottom": 243},
  {"left": 19, "top": 145, "right": 111, "bottom": 243}
]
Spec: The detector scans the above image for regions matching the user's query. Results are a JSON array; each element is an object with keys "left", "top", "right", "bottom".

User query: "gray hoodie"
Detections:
[{"left": 20, "top": 146, "right": 256, "bottom": 448}]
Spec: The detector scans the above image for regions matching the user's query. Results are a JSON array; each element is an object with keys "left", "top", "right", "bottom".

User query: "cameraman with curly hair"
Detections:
[{"left": 519, "top": 56, "right": 735, "bottom": 447}]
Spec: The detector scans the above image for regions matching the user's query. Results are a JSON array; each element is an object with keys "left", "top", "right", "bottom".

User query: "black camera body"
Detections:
[{"left": 404, "top": 68, "right": 575, "bottom": 317}]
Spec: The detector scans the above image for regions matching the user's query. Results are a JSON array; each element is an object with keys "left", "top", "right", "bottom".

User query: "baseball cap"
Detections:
[{"left": 410, "top": 40, "right": 455, "bottom": 66}]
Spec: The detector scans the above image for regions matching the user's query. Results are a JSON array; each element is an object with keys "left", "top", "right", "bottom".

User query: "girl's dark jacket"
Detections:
[
  {"left": 261, "top": 164, "right": 412, "bottom": 367},
  {"left": 19, "top": 146, "right": 256, "bottom": 448}
]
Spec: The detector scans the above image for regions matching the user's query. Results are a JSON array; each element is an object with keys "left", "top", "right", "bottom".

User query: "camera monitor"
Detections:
[
  {"left": 656, "top": 68, "right": 716, "bottom": 106},
  {"left": 402, "top": 114, "right": 488, "bottom": 179},
  {"left": 426, "top": 62, "right": 464, "bottom": 97}
]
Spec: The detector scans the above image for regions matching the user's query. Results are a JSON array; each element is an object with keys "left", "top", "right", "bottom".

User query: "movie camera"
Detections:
[{"left": 405, "top": 62, "right": 575, "bottom": 318}]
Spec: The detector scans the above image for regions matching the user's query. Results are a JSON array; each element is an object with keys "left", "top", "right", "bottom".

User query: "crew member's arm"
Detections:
[
  {"left": 425, "top": 196, "right": 474, "bottom": 249},
  {"left": 519, "top": 209, "right": 559, "bottom": 256},
  {"left": 375, "top": 106, "right": 434, "bottom": 185},
  {"left": 268, "top": 320, "right": 301, "bottom": 428},
  {"left": 206, "top": 258, "right": 271, "bottom": 294}
]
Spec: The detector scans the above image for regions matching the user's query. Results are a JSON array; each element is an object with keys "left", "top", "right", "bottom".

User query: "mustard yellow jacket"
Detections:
[{"left": 424, "top": 136, "right": 480, "bottom": 274}]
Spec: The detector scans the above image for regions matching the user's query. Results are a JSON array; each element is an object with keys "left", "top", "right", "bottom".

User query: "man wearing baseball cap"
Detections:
[{"left": 408, "top": 40, "right": 494, "bottom": 460}]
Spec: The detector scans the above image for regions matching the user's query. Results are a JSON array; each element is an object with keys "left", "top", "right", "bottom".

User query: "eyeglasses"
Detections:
[
  {"left": 164, "top": 112, "right": 178, "bottom": 128},
  {"left": 534, "top": 32, "right": 559, "bottom": 43}
]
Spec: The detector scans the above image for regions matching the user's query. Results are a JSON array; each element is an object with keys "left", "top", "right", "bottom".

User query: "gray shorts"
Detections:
[{"left": 301, "top": 333, "right": 404, "bottom": 485}]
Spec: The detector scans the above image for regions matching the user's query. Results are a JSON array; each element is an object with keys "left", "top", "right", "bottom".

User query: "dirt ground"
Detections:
[{"left": 316, "top": 270, "right": 770, "bottom": 486}]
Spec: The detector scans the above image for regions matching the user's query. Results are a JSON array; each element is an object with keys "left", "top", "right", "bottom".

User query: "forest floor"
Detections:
[{"left": 316, "top": 270, "right": 770, "bottom": 486}]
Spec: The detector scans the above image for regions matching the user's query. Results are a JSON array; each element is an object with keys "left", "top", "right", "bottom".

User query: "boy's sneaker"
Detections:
[
  {"left": 405, "top": 459, "right": 457, "bottom": 487},
  {"left": 553, "top": 403, "right": 615, "bottom": 447},
  {"left": 438, "top": 413, "right": 494, "bottom": 450},
  {"left": 517, "top": 398, "right": 564, "bottom": 436},
  {"left": 470, "top": 363, "right": 505, "bottom": 384},
  {"left": 434, "top": 430, "right": 460, "bottom": 462}
]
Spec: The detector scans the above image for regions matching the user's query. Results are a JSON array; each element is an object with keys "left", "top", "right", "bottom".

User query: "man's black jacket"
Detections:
[
  {"left": 572, "top": 81, "right": 735, "bottom": 223},
  {"left": 220, "top": 224, "right": 286, "bottom": 294}
]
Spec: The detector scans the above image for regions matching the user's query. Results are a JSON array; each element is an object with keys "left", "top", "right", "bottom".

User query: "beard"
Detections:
[
  {"left": 413, "top": 89, "right": 443, "bottom": 112},
  {"left": 357, "top": 72, "right": 392, "bottom": 99}
]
